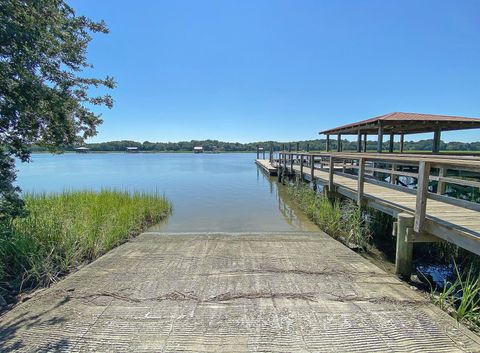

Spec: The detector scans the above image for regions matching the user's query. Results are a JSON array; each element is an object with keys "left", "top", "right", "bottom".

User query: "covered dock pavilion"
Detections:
[{"left": 319, "top": 112, "right": 480, "bottom": 153}]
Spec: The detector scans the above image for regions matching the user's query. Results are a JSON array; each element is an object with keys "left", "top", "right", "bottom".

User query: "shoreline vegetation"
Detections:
[
  {"left": 286, "top": 181, "right": 480, "bottom": 332},
  {"left": 0, "top": 190, "right": 171, "bottom": 312},
  {"left": 30, "top": 139, "right": 480, "bottom": 154}
]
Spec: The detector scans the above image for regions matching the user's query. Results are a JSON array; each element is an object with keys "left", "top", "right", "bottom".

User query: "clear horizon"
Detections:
[{"left": 71, "top": 0, "right": 480, "bottom": 144}]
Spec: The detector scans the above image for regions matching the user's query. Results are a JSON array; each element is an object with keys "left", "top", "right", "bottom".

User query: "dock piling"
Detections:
[
  {"left": 395, "top": 213, "right": 414, "bottom": 280},
  {"left": 277, "top": 153, "right": 282, "bottom": 182}
]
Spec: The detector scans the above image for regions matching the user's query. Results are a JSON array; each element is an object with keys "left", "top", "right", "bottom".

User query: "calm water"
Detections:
[{"left": 16, "top": 153, "right": 318, "bottom": 232}]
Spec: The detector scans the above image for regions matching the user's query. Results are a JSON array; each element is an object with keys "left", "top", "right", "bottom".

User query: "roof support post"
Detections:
[
  {"left": 326, "top": 135, "right": 330, "bottom": 152},
  {"left": 357, "top": 130, "right": 362, "bottom": 152},
  {"left": 389, "top": 133, "right": 394, "bottom": 153},
  {"left": 363, "top": 134, "right": 367, "bottom": 152},
  {"left": 377, "top": 125, "right": 384, "bottom": 153},
  {"left": 400, "top": 134, "right": 404, "bottom": 153},
  {"left": 433, "top": 127, "right": 441, "bottom": 153},
  {"left": 337, "top": 134, "right": 342, "bottom": 152}
]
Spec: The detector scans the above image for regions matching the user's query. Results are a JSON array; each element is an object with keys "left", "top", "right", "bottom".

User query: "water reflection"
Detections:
[{"left": 257, "top": 168, "right": 317, "bottom": 232}]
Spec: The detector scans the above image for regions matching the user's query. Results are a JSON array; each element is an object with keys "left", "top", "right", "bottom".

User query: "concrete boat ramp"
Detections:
[{"left": 1, "top": 231, "right": 479, "bottom": 352}]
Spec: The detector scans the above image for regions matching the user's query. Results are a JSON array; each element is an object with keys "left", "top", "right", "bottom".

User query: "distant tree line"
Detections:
[{"left": 29, "top": 139, "right": 480, "bottom": 153}]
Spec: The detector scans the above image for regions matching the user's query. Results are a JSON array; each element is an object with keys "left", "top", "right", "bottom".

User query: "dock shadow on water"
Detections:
[{"left": 17, "top": 152, "right": 319, "bottom": 233}]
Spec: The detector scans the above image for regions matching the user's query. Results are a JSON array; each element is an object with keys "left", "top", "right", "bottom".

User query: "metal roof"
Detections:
[{"left": 319, "top": 112, "right": 480, "bottom": 135}]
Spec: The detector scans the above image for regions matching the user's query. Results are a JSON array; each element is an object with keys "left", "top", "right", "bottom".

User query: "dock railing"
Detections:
[{"left": 277, "top": 151, "right": 480, "bottom": 275}]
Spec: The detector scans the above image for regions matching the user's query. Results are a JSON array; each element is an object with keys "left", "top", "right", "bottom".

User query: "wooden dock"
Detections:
[
  {"left": 277, "top": 151, "right": 480, "bottom": 278},
  {"left": 255, "top": 159, "right": 277, "bottom": 176}
]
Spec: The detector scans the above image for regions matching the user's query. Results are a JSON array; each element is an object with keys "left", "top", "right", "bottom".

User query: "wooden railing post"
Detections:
[
  {"left": 391, "top": 163, "right": 397, "bottom": 185},
  {"left": 300, "top": 154, "right": 304, "bottom": 179},
  {"left": 328, "top": 156, "right": 334, "bottom": 192},
  {"left": 290, "top": 153, "right": 294, "bottom": 172},
  {"left": 414, "top": 161, "right": 431, "bottom": 233},
  {"left": 357, "top": 158, "right": 365, "bottom": 206},
  {"left": 310, "top": 155, "right": 315, "bottom": 179},
  {"left": 437, "top": 167, "right": 446, "bottom": 195}
]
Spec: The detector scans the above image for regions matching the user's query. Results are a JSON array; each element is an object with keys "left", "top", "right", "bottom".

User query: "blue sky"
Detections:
[{"left": 71, "top": 0, "right": 480, "bottom": 143}]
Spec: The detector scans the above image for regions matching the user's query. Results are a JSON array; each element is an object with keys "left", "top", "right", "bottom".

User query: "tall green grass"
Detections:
[
  {"left": 0, "top": 190, "right": 171, "bottom": 297},
  {"left": 287, "top": 183, "right": 371, "bottom": 249},
  {"left": 426, "top": 261, "right": 480, "bottom": 330}
]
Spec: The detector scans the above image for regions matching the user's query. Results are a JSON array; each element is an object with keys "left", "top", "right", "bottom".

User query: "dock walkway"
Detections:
[
  {"left": 292, "top": 164, "right": 480, "bottom": 241},
  {"left": 255, "top": 159, "right": 277, "bottom": 176},
  {"left": 276, "top": 152, "right": 480, "bottom": 265},
  {"left": 1, "top": 231, "right": 479, "bottom": 352}
]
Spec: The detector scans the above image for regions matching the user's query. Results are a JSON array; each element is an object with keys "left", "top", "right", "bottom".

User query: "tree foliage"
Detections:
[
  {"left": 29, "top": 138, "right": 480, "bottom": 153},
  {"left": 0, "top": 0, "right": 114, "bottom": 220}
]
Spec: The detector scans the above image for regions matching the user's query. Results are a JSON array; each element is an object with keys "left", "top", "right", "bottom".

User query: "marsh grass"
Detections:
[
  {"left": 287, "top": 182, "right": 371, "bottom": 250},
  {"left": 423, "top": 261, "right": 480, "bottom": 330},
  {"left": 0, "top": 190, "right": 171, "bottom": 300}
]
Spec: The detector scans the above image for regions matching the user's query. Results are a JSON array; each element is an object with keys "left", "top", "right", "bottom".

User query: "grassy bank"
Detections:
[
  {"left": 286, "top": 182, "right": 372, "bottom": 250},
  {"left": 286, "top": 181, "right": 480, "bottom": 331},
  {"left": 0, "top": 190, "right": 171, "bottom": 307}
]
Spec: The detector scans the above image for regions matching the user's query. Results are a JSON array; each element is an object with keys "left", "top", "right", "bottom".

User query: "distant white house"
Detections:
[
  {"left": 193, "top": 146, "right": 203, "bottom": 153},
  {"left": 126, "top": 146, "right": 139, "bottom": 153},
  {"left": 74, "top": 146, "right": 90, "bottom": 153}
]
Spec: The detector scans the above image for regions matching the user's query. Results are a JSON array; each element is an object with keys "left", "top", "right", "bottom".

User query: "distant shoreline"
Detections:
[
  {"left": 30, "top": 150, "right": 259, "bottom": 154},
  {"left": 29, "top": 150, "right": 480, "bottom": 155}
]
